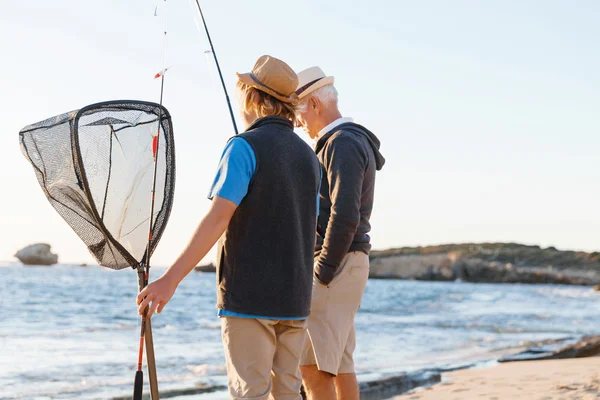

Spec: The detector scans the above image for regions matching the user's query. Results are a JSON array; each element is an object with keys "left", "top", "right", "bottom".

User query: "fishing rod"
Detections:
[
  {"left": 193, "top": 0, "right": 239, "bottom": 135},
  {"left": 136, "top": 3, "right": 235, "bottom": 398},
  {"left": 134, "top": 2, "right": 168, "bottom": 400},
  {"left": 133, "top": 71, "right": 164, "bottom": 400}
]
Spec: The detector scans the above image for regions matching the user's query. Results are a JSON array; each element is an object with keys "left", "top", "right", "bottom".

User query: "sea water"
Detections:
[{"left": 1, "top": 263, "right": 599, "bottom": 399}]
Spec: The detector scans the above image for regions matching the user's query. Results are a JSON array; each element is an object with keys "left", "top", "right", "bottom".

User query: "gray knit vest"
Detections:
[{"left": 216, "top": 116, "right": 321, "bottom": 318}]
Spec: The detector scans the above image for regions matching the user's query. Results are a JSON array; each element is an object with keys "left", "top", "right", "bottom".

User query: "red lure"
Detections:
[{"left": 152, "top": 135, "right": 158, "bottom": 158}]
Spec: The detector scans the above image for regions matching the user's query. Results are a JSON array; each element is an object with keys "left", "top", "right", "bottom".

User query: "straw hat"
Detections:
[
  {"left": 295, "top": 67, "right": 335, "bottom": 99},
  {"left": 236, "top": 55, "right": 299, "bottom": 104}
]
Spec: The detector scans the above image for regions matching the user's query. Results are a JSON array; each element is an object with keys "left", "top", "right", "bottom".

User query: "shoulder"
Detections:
[
  {"left": 236, "top": 127, "right": 263, "bottom": 146},
  {"left": 335, "top": 122, "right": 370, "bottom": 140},
  {"left": 228, "top": 136, "right": 253, "bottom": 152},
  {"left": 237, "top": 124, "right": 281, "bottom": 149},
  {"left": 319, "top": 128, "right": 369, "bottom": 168},
  {"left": 324, "top": 129, "right": 366, "bottom": 154},
  {"left": 223, "top": 135, "right": 254, "bottom": 153},
  {"left": 222, "top": 136, "right": 256, "bottom": 166}
]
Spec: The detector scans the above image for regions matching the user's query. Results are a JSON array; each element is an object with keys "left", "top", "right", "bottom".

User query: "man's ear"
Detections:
[{"left": 310, "top": 97, "right": 320, "bottom": 113}]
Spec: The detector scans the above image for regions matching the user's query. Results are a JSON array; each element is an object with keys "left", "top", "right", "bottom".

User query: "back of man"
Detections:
[
  {"left": 295, "top": 67, "right": 385, "bottom": 399},
  {"left": 214, "top": 58, "right": 322, "bottom": 400},
  {"left": 138, "top": 56, "right": 322, "bottom": 400},
  {"left": 217, "top": 115, "right": 320, "bottom": 318},
  {"left": 217, "top": 114, "right": 321, "bottom": 400}
]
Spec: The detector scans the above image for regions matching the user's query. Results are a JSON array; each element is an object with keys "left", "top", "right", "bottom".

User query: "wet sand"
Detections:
[{"left": 395, "top": 356, "right": 600, "bottom": 400}]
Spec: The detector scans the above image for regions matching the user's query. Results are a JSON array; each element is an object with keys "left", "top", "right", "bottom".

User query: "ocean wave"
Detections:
[
  {"left": 4, "top": 268, "right": 600, "bottom": 400},
  {"left": 185, "top": 363, "right": 227, "bottom": 376},
  {"left": 162, "top": 324, "right": 178, "bottom": 331},
  {"left": 537, "top": 287, "right": 597, "bottom": 299},
  {"left": 202, "top": 322, "right": 222, "bottom": 330}
]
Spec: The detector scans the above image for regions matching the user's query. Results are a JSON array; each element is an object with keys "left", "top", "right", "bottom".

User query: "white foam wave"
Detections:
[{"left": 186, "top": 363, "right": 227, "bottom": 376}]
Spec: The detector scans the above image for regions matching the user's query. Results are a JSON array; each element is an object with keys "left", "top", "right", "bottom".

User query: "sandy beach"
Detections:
[{"left": 396, "top": 357, "right": 600, "bottom": 400}]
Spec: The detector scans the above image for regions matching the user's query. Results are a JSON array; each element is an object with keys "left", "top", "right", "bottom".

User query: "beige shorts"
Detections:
[
  {"left": 221, "top": 317, "right": 307, "bottom": 400},
  {"left": 300, "top": 251, "right": 370, "bottom": 375}
]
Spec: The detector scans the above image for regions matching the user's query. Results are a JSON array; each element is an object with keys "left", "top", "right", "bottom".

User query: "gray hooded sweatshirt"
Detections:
[{"left": 314, "top": 122, "right": 385, "bottom": 285}]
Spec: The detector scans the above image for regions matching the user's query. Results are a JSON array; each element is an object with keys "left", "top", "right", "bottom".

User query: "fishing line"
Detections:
[
  {"left": 133, "top": 2, "right": 169, "bottom": 399},
  {"left": 188, "top": 0, "right": 207, "bottom": 45},
  {"left": 187, "top": 0, "right": 220, "bottom": 92},
  {"left": 192, "top": 0, "right": 239, "bottom": 135},
  {"left": 204, "top": 51, "right": 221, "bottom": 91}
]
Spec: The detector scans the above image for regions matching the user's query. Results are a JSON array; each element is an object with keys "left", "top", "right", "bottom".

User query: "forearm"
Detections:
[
  {"left": 316, "top": 211, "right": 359, "bottom": 283},
  {"left": 163, "top": 200, "right": 234, "bottom": 285}
]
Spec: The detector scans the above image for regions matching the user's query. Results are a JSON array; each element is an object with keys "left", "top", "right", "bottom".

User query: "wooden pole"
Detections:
[{"left": 145, "top": 319, "right": 160, "bottom": 400}]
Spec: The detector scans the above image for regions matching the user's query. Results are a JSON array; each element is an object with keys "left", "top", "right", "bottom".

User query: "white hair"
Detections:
[{"left": 298, "top": 85, "right": 338, "bottom": 113}]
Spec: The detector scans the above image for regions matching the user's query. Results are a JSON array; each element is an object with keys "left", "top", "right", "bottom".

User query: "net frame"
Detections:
[{"left": 19, "top": 100, "right": 175, "bottom": 269}]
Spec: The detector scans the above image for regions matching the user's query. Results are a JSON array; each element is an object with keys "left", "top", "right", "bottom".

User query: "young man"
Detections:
[
  {"left": 295, "top": 67, "right": 386, "bottom": 400},
  {"left": 137, "top": 55, "right": 322, "bottom": 399}
]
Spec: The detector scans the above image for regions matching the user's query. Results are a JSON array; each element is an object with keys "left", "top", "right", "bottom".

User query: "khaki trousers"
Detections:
[
  {"left": 301, "top": 251, "right": 370, "bottom": 375},
  {"left": 221, "top": 317, "right": 307, "bottom": 399}
]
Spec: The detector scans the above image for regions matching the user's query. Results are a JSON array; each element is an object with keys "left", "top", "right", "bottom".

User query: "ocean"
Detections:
[{"left": 1, "top": 263, "right": 599, "bottom": 399}]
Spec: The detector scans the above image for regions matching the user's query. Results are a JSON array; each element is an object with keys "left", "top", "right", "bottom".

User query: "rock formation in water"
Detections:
[
  {"left": 370, "top": 243, "right": 600, "bottom": 285},
  {"left": 14, "top": 243, "right": 59, "bottom": 266},
  {"left": 194, "top": 263, "right": 216, "bottom": 273}
]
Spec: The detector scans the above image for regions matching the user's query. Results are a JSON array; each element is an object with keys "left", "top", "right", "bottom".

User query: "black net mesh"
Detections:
[{"left": 19, "top": 100, "right": 175, "bottom": 270}]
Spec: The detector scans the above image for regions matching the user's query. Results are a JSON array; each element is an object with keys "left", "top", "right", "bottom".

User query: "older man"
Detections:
[{"left": 295, "top": 67, "right": 385, "bottom": 400}]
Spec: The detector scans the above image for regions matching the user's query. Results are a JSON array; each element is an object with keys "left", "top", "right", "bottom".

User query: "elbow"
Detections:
[{"left": 330, "top": 210, "right": 361, "bottom": 233}]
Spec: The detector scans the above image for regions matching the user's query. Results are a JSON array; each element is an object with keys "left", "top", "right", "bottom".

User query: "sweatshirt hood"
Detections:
[{"left": 316, "top": 122, "right": 385, "bottom": 170}]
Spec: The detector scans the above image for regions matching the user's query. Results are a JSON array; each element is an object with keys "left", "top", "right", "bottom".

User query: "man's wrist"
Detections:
[
  {"left": 163, "top": 265, "right": 183, "bottom": 288},
  {"left": 315, "top": 262, "right": 336, "bottom": 286}
]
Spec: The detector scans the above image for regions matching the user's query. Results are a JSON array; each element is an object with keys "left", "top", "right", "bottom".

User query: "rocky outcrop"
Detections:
[
  {"left": 112, "top": 383, "right": 226, "bottom": 400},
  {"left": 369, "top": 253, "right": 457, "bottom": 281},
  {"left": 499, "top": 335, "right": 600, "bottom": 363},
  {"left": 452, "top": 259, "right": 600, "bottom": 285},
  {"left": 14, "top": 243, "right": 58, "bottom": 266},
  {"left": 370, "top": 243, "right": 600, "bottom": 285},
  {"left": 115, "top": 371, "right": 441, "bottom": 400},
  {"left": 194, "top": 263, "right": 216, "bottom": 273},
  {"left": 358, "top": 371, "right": 441, "bottom": 400},
  {"left": 110, "top": 335, "right": 600, "bottom": 400}
]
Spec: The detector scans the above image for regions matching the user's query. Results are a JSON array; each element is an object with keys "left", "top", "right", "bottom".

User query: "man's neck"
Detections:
[
  {"left": 312, "top": 110, "right": 343, "bottom": 139},
  {"left": 242, "top": 111, "right": 259, "bottom": 129},
  {"left": 321, "top": 110, "right": 343, "bottom": 129}
]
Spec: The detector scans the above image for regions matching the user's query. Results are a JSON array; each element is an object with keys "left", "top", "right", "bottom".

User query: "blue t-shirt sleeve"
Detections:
[{"left": 208, "top": 137, "right": 256, "bottom": 206}]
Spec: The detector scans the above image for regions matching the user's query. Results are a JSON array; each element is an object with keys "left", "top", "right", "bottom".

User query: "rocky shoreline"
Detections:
[
  {"left": 110, "top": 336, "right": 600, "bottom": 400},
  {"left": 370, "top": 243, "right": 600, "bottom": 286}
]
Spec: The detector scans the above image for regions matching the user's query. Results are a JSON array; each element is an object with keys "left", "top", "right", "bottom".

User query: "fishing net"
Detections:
[{"left": 19, "top": 100, "right": 175, "bottom": 270}]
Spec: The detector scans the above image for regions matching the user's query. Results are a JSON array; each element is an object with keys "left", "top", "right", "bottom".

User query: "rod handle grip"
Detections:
[{"left": 133, "top": 370, "right": 144, "bottom": 400}]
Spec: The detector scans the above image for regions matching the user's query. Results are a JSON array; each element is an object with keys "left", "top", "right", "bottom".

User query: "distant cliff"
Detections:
[{"left": 369, "top": 243, "right": 600, "bottom": 285}]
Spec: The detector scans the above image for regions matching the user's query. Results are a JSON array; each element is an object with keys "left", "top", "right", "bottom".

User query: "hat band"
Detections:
[
  {"left": 295, "top": 77, "right": 324, "bottom": 96},
  {"left": 249, "top": 73, "right": 291, "bottom": 99}
]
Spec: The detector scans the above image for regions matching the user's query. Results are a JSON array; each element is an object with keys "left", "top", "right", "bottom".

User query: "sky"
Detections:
[{"left": 0, "top": 1, "right": 598, "bottom": 266}]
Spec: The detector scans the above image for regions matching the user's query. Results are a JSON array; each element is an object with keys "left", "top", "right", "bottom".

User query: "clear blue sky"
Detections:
[{"left": 1, "top": 1, "right": 598, "bottom": 266}]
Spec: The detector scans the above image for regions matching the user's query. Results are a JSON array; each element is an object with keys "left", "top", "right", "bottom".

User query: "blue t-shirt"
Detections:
[
  {"left": 208, "top": 137, "right": 256, "bottom": 206},
  {"left": 208, "top": 137, "right": 320, "bottom": 320}
]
